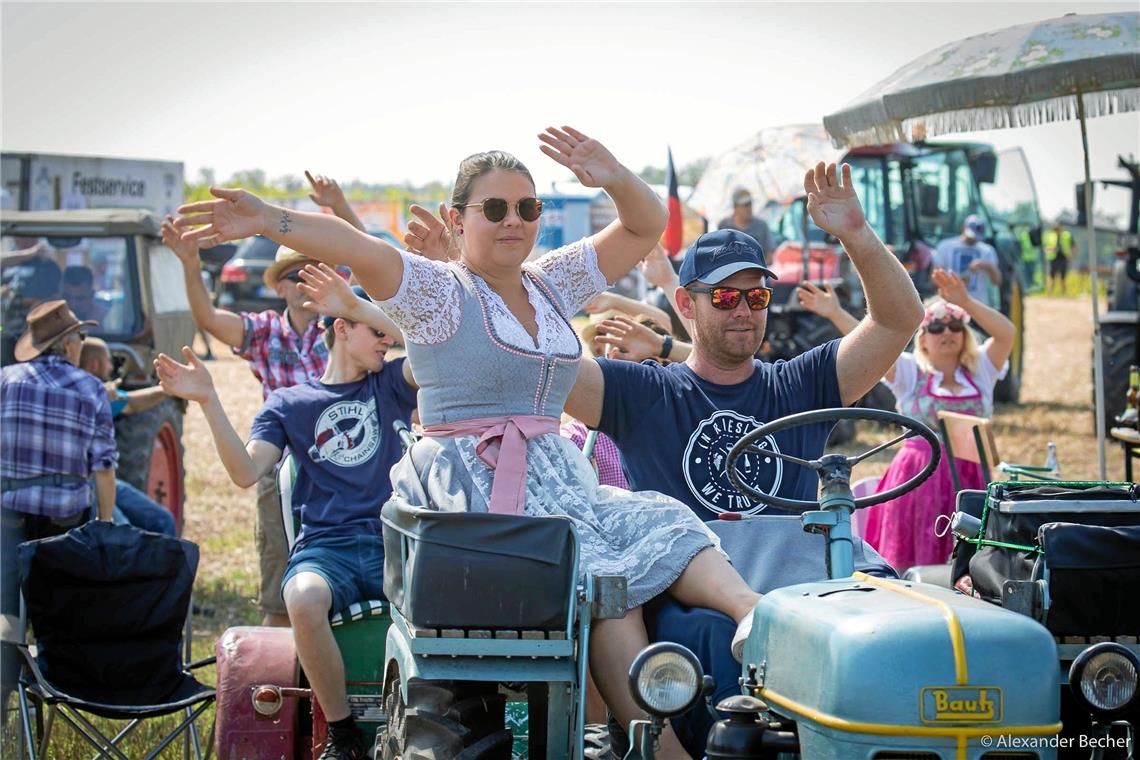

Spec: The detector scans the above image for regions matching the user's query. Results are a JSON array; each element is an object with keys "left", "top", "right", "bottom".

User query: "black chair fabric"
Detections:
[{"left": 19, "top": 520, "right": 200, "bottom": 706}]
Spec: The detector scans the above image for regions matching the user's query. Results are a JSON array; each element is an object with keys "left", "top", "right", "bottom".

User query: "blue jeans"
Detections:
[
  {"left": 112, "top": 480, "right": 176, "bottom": 536},
  {"left": 281, "top": 534, "right": 384, "bottom": 616}
]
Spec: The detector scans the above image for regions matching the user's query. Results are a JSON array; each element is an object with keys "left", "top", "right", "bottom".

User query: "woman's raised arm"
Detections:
[
  {"left": 175, "top": 187, "right": 405, "bottom": 300},
  {"left": 538, "top": 127, "right": 666, "bottom": 284}
]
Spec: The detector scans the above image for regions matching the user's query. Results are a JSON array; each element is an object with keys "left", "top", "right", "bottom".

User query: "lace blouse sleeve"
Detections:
[
  {"left": 376, "top": 251, "right": 463, "bottom": 345},
  {"left": 531, "top": 236, "right": 609, "bottom": 316}
]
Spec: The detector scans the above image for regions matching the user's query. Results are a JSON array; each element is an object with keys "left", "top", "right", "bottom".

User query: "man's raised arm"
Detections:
[
  {"left": 163, "top": 216, "right": 246, "bottom": 348},
  {"left": 801, "top": 163, "right": 923, "bottom": 405}
]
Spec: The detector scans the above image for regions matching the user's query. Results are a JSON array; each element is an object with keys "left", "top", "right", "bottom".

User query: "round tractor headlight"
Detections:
[
  {"left": 1069, "top": 643, "right": 1139, "bottom": 719},
  {"left": 628, "top": 643, "right": 703, "bottom": 718}
]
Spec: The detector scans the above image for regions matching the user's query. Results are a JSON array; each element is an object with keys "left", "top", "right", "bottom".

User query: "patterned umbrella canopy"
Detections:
[
  {"left": 825, "top": 10, "right": 1140, "bottom": 478},
  {"left": 688, "top": 124, "right": 842, "bottom": 222},
  {"left": 824, "top": 11, "right": 1140, "bottom": 148}
]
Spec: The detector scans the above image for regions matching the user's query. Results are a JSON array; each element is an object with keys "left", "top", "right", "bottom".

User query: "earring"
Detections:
[{"left": 457, "top": 228, "right": 464, "bottom": 236}]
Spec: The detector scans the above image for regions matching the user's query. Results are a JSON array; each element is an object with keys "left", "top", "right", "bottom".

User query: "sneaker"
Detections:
[
  {"left": 731, "top": 614, "right": 753, "bottom": 663},
  {"left": 319, "top": 723, "right": 367, "bottom": 760}
]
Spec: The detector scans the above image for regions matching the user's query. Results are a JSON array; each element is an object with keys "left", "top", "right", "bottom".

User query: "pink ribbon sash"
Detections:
[{"left": 424, "top": 415, "right": 559, "bottom": 515}]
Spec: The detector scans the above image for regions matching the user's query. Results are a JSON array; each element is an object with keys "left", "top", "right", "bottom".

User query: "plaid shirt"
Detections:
[
  {"left": 1, "top": 356, "right": 118, "bottom": 518},
  {"left": 235, "top": 309, "right": 329, "bottom": 399},
  {"left": 560, "top": 419, "right": 629, "bottom": 490}
]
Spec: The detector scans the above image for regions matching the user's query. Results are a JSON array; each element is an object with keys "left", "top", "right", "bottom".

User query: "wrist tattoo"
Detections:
[{"left": 279, "top": 210, "right": 293, "bottom": 234}]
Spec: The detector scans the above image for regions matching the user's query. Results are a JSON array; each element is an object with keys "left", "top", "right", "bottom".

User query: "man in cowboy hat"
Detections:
[
  {"left": 164, "top": 217, "right": 329, "bottom": 626},
  {"left": 1, "top": 300, "right": 119, "bottom": 710}
]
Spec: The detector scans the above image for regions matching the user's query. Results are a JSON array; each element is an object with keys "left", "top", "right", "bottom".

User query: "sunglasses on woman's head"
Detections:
[
  {"left": 686, "top": 286, "right": 772, "bottom": 311},
  {"left": 459, "top": 197, "right": 543, "bottom": 223},
  {"left": 925, "top": 319, "right": 965, "bottom": 334}
]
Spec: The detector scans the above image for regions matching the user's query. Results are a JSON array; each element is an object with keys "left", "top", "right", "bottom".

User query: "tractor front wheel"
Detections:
[{"left": 381, "top": 676, "right": 511, "bottom": 760}]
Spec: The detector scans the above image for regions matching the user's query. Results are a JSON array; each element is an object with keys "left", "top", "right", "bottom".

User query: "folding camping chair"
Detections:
[
  {"left": 936, "top": 410, "right": 1057, "bottom": 494},
  {"left": 14, "top": 520, "right": 215, "bottom": 760}
]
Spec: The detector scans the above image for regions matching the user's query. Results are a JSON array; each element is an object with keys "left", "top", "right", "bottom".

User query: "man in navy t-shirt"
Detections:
[
  {"left": 155, "top": 281, "right": 414, "bottom": 760},
  {"left": 566, "top": 162, "right": 924, "bottom": 754}
]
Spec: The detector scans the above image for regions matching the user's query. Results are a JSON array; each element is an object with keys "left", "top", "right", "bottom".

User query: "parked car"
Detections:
[{"left": 217, "top": 230, "right": 401, "bottom": 313}]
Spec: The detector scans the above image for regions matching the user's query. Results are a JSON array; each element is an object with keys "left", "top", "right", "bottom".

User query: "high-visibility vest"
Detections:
[
  {"left": 1017, "top": 228, "right": 1036, "bottom": 261},
  {"left": 1043, "top": 228, "right": 1073, "bottom": 260}
]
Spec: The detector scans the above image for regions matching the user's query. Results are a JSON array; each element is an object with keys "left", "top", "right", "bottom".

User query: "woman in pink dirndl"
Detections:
[{"left": 797, "top": 267, "right": 1014, "bottom": 569}]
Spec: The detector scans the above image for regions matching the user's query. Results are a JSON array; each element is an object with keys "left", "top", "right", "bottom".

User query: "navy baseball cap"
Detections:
[
  {"left": 321, "top": 285, "right": 371, "bottom": 329},
  {"left": 678, "top": 229, "right": 777, "bottom": 286}
]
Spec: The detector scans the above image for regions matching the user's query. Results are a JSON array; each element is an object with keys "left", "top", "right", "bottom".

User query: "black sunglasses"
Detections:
[
  {"left": 686, "top": 286, "right": 772, "bottom": 311},
  {"left": 926, "top": 319, "right": 965, "bottom": 334},
  {"left": 280, "top": 271, "right": 305, "bottom": 284},
  {"left": 459, "top": 197, "right": 543, "bottom": 223}
]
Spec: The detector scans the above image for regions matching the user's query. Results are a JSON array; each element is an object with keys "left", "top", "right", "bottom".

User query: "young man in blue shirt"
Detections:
[
  {"left": 156, "top": 275, "right": 414, "bottom": 760},
  {"left": 566, "top": 162, "right": 925, "bottom": 754}
]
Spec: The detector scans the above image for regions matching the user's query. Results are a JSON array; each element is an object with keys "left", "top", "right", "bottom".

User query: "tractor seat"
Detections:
[{"left": 380, "top": 498, "right": 576, "bottom": 633}]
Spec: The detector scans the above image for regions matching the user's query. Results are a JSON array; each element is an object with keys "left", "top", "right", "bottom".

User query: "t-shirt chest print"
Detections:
[
  {"left": 682, "top": 410, "right": 783, "bottom": 514},
  {"left": 307, "top": 397, "right": 381, "bottom": 467}
]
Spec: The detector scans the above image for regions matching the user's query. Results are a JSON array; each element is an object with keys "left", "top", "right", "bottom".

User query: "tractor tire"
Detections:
[
  {"left": 584, "top": 723, "right": 616, "bottom": 760},
  {"left": 382, "top": 677, "right": 510, "bottom": 760},
  {"left": 114, "top": 397, "right": 185, "bottom": 534},
  {"left": 1095, "top": 318, "right": 1137, "bottom": 431}
]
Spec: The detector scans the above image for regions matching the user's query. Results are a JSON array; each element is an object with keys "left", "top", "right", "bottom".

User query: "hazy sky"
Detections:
[{"left": 3, "top": 1, "right": 1137, "bottom": 220}]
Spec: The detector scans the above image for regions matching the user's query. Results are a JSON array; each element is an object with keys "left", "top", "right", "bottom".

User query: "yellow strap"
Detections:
[{"left": 852, "top": 572, "right": 968, "bottom": 684}]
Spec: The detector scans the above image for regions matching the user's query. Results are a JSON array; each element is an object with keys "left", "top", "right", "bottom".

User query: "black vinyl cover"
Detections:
[
  {"left": 381, "top": 499, "right": 575, "bottom": 630},
  {"left": 969, "top": 484, "right": 1140, "bottom": 610},
  {"left": 18, "top": 521, "right": 199, "bottom": 706},
  {"left": 950, "top": 490, "right": 987, "bottom": 586},
  {"left": 1039, "top": 523, "right": 1140, "bottom": 636}
]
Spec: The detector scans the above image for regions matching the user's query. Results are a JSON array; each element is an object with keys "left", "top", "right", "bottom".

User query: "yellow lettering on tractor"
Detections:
[{"left": 920, "top": 687, "right": 1002, "bottom": 724}]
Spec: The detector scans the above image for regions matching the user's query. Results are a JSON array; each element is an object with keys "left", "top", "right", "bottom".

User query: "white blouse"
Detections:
[{"left": 379, "top": 237, "right": 608, "bottom": 353}]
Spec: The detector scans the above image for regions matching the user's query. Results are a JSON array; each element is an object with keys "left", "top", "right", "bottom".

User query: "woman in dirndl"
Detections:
[{"left": 797, "top": 267, "right": 1014, "bottom": 569}]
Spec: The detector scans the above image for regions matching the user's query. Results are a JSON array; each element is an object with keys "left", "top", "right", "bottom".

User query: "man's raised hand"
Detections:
[
  {"left": 803, "top": 162, "right": 866, "bottom": 240},
  {"left": 162, "top": 215, "right": 201, "bottom": 264},
  {"left": 305, "top": 170, "right": 348, "bottom": 209}
]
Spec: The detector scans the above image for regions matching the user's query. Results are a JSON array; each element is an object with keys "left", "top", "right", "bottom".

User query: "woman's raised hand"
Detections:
[
  {"left": 404, "top": 204, "right": 456, "bottom": 261},
  {"left": 538, "top": 126, "right": 621, "bottom": 189},
  {"left": 932, "top": 267, "right": 969, "bottom": 306},
  {"left": 175, "top": 188, "right": 270, "bottom": 246},
  {"left": 803, "top": 162, "right": 866, "bottom": 240},
  {"left": 796, "top": 281, "right": 840, "bottom": 319}
]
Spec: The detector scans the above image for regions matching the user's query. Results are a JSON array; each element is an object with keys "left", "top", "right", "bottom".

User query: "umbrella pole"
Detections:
[{"left": 1076, "top": 89, "right": 1107, "bottom": 480}]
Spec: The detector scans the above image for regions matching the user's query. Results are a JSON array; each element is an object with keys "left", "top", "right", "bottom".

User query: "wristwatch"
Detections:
[{"left": 658, "top": 334, "right": 673, "bottom": 360}]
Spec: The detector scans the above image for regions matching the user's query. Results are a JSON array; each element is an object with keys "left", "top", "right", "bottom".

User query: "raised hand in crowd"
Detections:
[
  {"left": 404, "top": 204, "right": 456, "bottom": 261},
  {"left": 296, "top": 263, "right": 405, "bottom": 344},
  {"left": 796, "top": 280, "right": 861, "bottom": 337},
  {"left": 592, "top": 314, "right": 690, "bottom": 363},
  {"left": 640, "top": 243, "right": 677, "bottom": 291},
  {"left": 162, "top": 215, "right": 200, "bottom": 265},
  {"left": 803, "top": 162, "right": 866, "bottom": 239},
  {"left": 539, "top": 126, "right": 622, "bottom": 188},
  {"left": 931, "top": 267, "right": 969, "bottom": 306},
  {"left": 176, "top": 188, "right": 273, "bottom": 247},
  {"left": 305, "top": 170, "right": 366, "bottom": 232},
  {"left": 582, "top": 291, "right": 671, "bottom": 332},
  {"left": 155, "top": 346, "right": 216, "bottom": 405}
]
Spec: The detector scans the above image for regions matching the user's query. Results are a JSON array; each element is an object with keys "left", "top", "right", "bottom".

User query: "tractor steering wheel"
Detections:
[{"left": 726, "top": 407, "right": 941, "bottom": 513}]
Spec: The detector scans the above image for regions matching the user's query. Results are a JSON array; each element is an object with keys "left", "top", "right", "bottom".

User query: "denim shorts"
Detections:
[{"left": 280, "top": 534, "right": 384, "bottom": 616}]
